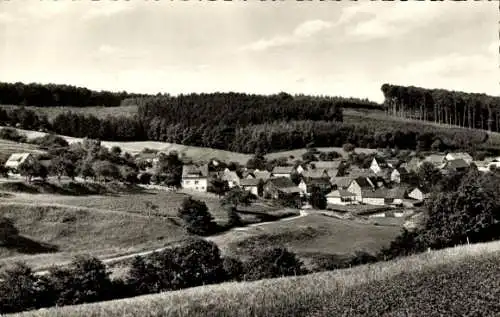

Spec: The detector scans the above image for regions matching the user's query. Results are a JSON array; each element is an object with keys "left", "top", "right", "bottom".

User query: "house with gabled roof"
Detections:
[
  {"left": 301, "top": 169, "right": 329, "bottom": 179},
  {"left": 253, "top": 170, "right": 271, "bottom": 181},
  {"left": 263, "top": 177, "right": 301, "bottom": 200},
  {"left": 271, "top": 166, "right": 295, "bottom": 178},
  {"left": 330, "top": 176, "right": 352, "bottom": 190},
  {"left": 309, "top": 160, "right": 342, "bottom": 171},
  {"left": 5, "top": 153, "right": 34, "bottom": 174},
  {"left": 326, "top": 189, "right": 356, "bottom": 205},
  {"left": 408, "top": 186, "right": 430, "bottom": 201},
  {"left": 423, "top": 154, "right": 446, "bottom": 169},
  {"left": 385, "top": 186, "right": 410, "bottom": 205},
  {"left": 390, "top": 166, "right": 410, "bottom": 184},
  {"left": 240, "top": 178, "right": 262, "bottom": 197},
  {"left": 181, "top": 164, "right": 209, "bottom": 192},
  {"left": 298, "top": 178, "right": 331, "bottom": 197},
  {"left": 347, "top": 176, "right": 376, "bottom": 202},
  {"left": 442, "top": 159, "right": 469, "bottom": 174},
  {"left": 445, "top": 152, "right": 473, "bottom": 165},
  {"left": 220, "top": 168, "right": 241, "bottom": 188},
  {"left": 370, "top": 157, "right": 389, "bottom": 175},
  {"left": 361, "top": 188, "right": 388, "bottom": 205}
]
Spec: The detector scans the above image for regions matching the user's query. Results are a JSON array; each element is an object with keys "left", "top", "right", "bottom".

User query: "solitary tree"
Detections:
[
  {"left": 221, "top": 187, "right": 255, "bottom": 210},
  {"left": 177, "top": 197, "right": 217, "bottom": 235}
]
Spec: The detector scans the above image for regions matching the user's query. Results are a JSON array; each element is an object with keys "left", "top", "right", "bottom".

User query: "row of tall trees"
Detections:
[
  {"left": 381, "top": 84, "right": 500, "bottom": 132},
  {"left": 0, "top": 82, "right": 147, "bottom": 107}
]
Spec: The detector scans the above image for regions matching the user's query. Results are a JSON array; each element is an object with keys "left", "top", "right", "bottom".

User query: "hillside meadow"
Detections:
[
  {"left": 10, "top": 240, "right": 500, "bottom": 317},
  {"left": 0, "top": 203, "right": 187, "bottom": 271}
]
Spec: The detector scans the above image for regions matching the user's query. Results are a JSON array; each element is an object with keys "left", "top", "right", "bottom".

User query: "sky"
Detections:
[{"left": 0, "top": 0, "right": 498, "bottom": 103}]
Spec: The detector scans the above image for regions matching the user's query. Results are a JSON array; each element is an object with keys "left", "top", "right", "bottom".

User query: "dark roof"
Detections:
[
  {"left": 327, "top": 189, "right": 356, "bottom": 198},
  {"left": 445, "top": 159, "right": 469, "bottom": 170},
  {"left": 352, "top": 177, "right": 374, "bottom": 189},
  {"left": 332, "top": 177, "right": 352, "bottom": 189},
  {"left": 303, "top": 178, "right": 331, "bottom": 186},
  {"left": 182, "top": 164, "right": 209, "bottom": 178},
  {"left": 267, "top": 177, "right": 297, "bottom": 188},
  {"left": 311, "top": 161, "right": 342, "bottom": 169},
  {"left": 240, "top": 178, "right": 261, "bottom": 186},
  {"left": 362, "top": 188, "right": 388, "bottom": 199},
  {"left": 254, "top": 170, "right": 271, "bottom": 180},
  {"left": 272, "top": 166, "right": 295, "bottom": 174},
  {"left": 302, "top": 169, "right": 328, "bottom": 179},
  {"left": 386, "top": 186, "right": 409, "bottom": 199}
]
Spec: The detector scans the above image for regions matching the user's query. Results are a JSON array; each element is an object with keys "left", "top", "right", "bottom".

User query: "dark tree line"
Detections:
[
  {"left": 381, "top": 83, "right": 500, "bottom": 132},
  {"left": 0, "top": 82, "right": 147, "bottom": 107}
]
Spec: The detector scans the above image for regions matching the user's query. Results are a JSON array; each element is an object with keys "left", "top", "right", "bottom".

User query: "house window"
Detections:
[
  {"left": 195, "top": 180, "right": 199, "bottom": 184},
  {"left": 185, "top": 180, "right": 191, "bottom": 185}
]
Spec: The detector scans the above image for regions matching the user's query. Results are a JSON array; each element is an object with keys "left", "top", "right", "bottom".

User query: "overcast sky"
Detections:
[{"left": 0, "top": 1, "right": 498, "bottom": 102}]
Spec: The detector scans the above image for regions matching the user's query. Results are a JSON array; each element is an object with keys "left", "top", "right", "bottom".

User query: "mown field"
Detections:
[
  {"left": 209, "top": 214, "right": 402, "bottom": 267},
  {"left": 0, "top": 203, "right": 187, "bottom": 271},
  {"left": 11, "top": 240, "right": 500, "bottom": 317}
]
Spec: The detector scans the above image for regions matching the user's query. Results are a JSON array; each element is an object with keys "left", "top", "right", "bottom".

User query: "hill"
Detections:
[
  {"left": 10, "top": 240, "right": 500, "bottom": 317},
  {"left": 0, "top": 203, "right": 187, "bottom": 271}
]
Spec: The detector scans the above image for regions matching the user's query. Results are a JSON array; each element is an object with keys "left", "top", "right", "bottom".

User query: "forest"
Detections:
[
  {"left": 0, "top": 82, "right": 148, "bottom": 107},
  {"left": 0, "top": 81, "right": 499, "bottom": 155},
  {"left": 381, "top": 83, "right": 500, "bottom": 132}
]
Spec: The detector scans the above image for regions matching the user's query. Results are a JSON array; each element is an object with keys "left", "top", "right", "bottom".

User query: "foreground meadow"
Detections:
[
  {"left": 0, "top": 203, "right": 187, "bottom": 271},
  {"left": 11, "top": 241, "right": 500, "bottom": 317}
]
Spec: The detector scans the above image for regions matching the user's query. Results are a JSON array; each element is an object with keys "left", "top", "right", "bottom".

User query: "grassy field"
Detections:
[
  {"left": 0, "top": 139, "right": 45, "bottom": 162},
  {"left": 0, "top": 203, "right": 187, "bottom": 271},
  {"left": 0, "top": 105, "right": 137, "bottom": 120},
  {"left": 209, "top": 214, "right": 401, "bottom": 266},
  {"left": 12, "top": 240, "right": 500, "bottom": 317}
]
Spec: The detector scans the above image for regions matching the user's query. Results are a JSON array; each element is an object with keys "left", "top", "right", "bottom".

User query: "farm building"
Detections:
[
  {"left": 347, "top": 177, "right": 376, "bottom": 202},
  {"left": 301, "top": 169, "right": 329, "bottom": 179},
  {"left": 390, "top": 167, "right": 410, "bottom": 184},
  {"left": 441, "top": 159, "right": 469, "bottom": 174},
  {"left": 298, "top": 178, "right": 331, "bottom": 197},
  {"left": 181, "top": 164, "right": 209, "bottom": 192},
  {"left": 4, "top": 153, "right": 34, "bottom": 173},
  {"left": 361, "top": 188, "right": 388, "bottom": 205},
  {"left": 445, "top": 152, "right": 473, "bottom": 164},
  {"left": 423, "top": 154, "right": 446, "bottom": 169},
  {"left": 408, "top": 187, "right": 430, "bottom": 201},
  {"left": 385, "top": 186, "right": 409, "bottom": 205},
  {"left": 263, "top": 177, "right": 301, "bottom": 200},
  {"left": 325, "top": 168, "right": 339, "bottom": 178},
  {"left": 330, "top": 176, "right": 352, "bottom": 190},
  {"left": 295, "top": 164, "right": 306, "bottom": 175},
  {"left": 253, "top": 170, "right": 271, "bottom": 181},
  {"left": 220, "top": 168, "right": 240, "bottom": 188},
  {"left": 239, "top": 178, "right": 261, "bottom": 196},
  {"left": 310, "top": 161, "right": 342, "bottom": 170},
  {"left": 326, "top": 189, "right": 356, "bottom": 205},
  {"left": 271, "top": 166, "right": 295, "bottom": 178},
  {"left": 370, "top": 157, "right": 389, "bottom": 174},
  {"left": 406, "top": 157, "right": 422, "bottom": 172}
]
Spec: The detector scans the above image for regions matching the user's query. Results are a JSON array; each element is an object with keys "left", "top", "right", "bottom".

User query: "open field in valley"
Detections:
[
  {"left": 208, "top": 213, "right": 402, "bottom": 266},
  {"left": 12, "top": 240, "right": 500, "bottom": 317}
]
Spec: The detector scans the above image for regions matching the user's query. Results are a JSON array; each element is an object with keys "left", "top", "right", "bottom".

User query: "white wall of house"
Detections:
[
  {"left": 296, "top": 166, "right": 305, "bottom": 174},
  {"left": 370, "top": 159, "right": 381, "bottom": 174},
  {"left": 298, "top": 180, "right": 307, "bottom": 196},
  {"left": 391, "top": 170, "right": 401, "bottom": 183},
  {"left": 362, "top": 197, "right": 386, "bottom": 205},
  {"left": 273, "top": 173, "right": 291, "bottom": 178},
  {"left": 408, "top": 189, "right": 424, "bottom": 201},
  {"left": 368, "top": 212, "right": 386, "bottom": 218},
  {"left": 347, "top": 182, "right": 362, "bottom": 202},
  {"left": 182, "top": 178, "right": 208, "bottom": 192},
  {"left": 242, "top": 186, "right": 259, "bottom": 196}
]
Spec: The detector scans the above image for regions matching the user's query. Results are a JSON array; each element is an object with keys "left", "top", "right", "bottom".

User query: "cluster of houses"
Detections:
[{"left": 179, "top": 151, "right": 491, "bottom": 208}]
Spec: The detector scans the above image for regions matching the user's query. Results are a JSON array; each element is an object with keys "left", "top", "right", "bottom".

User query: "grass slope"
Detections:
[
  {"left": 0, "top": 203, "right": 187, "bottom": 271},
  {"left": 209, "top": 214, "right": 401, "bottom": 267},
  {"left": 11, "top": 241, "right": 500, "bottom": 317}
]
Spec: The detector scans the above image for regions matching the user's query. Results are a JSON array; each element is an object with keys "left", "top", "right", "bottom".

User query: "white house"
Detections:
[
  {"left": 326, "top": 189, "right": 356, "bottom": 205},
  {"left": 239, "top": 178, "right": 261, "bottom": 196},
  {"left": 445, "top": 152, "right": 473, "bottom": 165},
  {"left": 295, "top": 165, "right": 306, "bottom": 175},
  {"left": 347, "top": 177, "right": 376, "bottom": 202},
  {"left": 390, "top": 167, "right": 410, "bottom": 184},
  {"left": 5, "top": 153, "right": 34, "bottom": 174},
  {"left": 361, "top": 188, "right": 387, "bottom": 206},
  {"left": 408, "top": 187, "right": 430, "bottom": 201},
  {"left": 298, "top": 178, "right": 331, "bottom": 197},
  {"left": 181, "top": 164, "right": 209, "bottom": 192},
  {"left": 220, "top": 168, "right": 240, "bottom": 188},
  {"left": 271, "top": 166, "right": 295, "bottom": 178},
  {"left": 370, "top": 158, "right": 387, "bottom": 174}
]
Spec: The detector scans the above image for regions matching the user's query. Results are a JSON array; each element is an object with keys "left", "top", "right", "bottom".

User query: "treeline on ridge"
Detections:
[
  {"left": 0, "top": 82, "right": 148, "bottom": 107},
  {"left": 381, "top": 83, "right": 500, "bottom": 132}
]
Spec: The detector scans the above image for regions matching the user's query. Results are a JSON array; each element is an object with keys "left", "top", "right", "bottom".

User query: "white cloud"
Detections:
[{"left": 240, "top": 19, "right": 333, "bottom": 52}]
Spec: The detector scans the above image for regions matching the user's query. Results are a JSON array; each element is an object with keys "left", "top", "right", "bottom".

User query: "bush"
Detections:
[
  {"left": 0, "top": 263, "right": 39, "bottom": 314},
  {"left": 222, "top": 257, "right": 245, "bottom": 281},
  {"left": 0, "top": 128, "right": 27, "bottom": 143},
  {"left": 30, "top": 134, "right": 68, "bottom": 149},
  {"left": 243, "top": 247, "right": 307, "bottom": 281},
  {"left": 343, "top": 143, "right": 356, "bottom": 153},
  {"left": 177, "top": 197, "right": 217, "bottom": 235}
]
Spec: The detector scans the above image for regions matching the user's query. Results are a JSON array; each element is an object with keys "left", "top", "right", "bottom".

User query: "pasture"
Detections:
[
  {"left": 12, "top": 240, "right": 500, "bottom": 317},
  {"left": 0, "top": 203, "right": 187, "bottom": 271}
]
